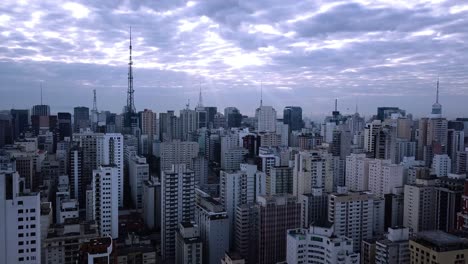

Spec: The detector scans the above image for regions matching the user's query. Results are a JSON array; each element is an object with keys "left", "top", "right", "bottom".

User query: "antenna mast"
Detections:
[
  {"left": 93, "top": 89, "right": 98, "bottom": 112},
  {"left": 126, "top": 27, "right": 135, "bottom": 113}
]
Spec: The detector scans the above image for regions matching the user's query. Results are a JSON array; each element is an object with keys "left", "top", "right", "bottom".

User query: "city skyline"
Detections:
[{"left": 1, "top": 0, "right": 468, "bottom": 117}]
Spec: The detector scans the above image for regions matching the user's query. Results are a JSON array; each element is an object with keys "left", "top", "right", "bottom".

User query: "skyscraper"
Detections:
[
  {"left": 31, "top": 104, "right": 50, "bottom": 116},
  {"left": 73, "top": 106, "right": 90, "bottom": 133},
  {"left": 257, "top": 195, "right": 301, "bottom": 264},
  {"left": 10, "top": 109, "right": 29, "bottom": 139},
  {"left": 283, "top": 106, "right": 303, "bottom": 131},
  {"left": 57, "top": 112, "right": 72, "bottom": 141},
  {"left": 255, "top": 106, "right": 277, "bottom": 132}
]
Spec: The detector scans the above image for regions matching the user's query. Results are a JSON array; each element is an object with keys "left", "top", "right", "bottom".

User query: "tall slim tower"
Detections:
[
  {"left": 127, "top": 28, "right": 135, "bottom": 114},
  {"left": 124, "top": 28, "right": 138, "bottom": 133}
]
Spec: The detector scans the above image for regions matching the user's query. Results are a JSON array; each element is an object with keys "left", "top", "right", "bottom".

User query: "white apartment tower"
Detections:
[
  {"left": 368, "top": 159, "right": 404, "bottom": 198},
  {"left": 255, "top": 106, "right": 277, "bottom": 133},
  {"left": 345, "top": 153, "right": 370, "bottom": 192},
  {"left": 161, "top": 164, "right": 196, "bottom": 261},
  {"left": 0, "top": 171, "right": 41, "bottom": 264},
  {"left": 91, "top": 166, "right": 119, "bottom": 239},
  {"left": 159, "top": 140, "right": 199, "bottom": 171},
  {"left": 293, "top": 151, "right": 327, "bottom": 196},
  {"left": 329, "top": 191, "right": 384, "bottom": 252},
  {"left": 432, "top": 154, "right": 451, "bottom": 177}
]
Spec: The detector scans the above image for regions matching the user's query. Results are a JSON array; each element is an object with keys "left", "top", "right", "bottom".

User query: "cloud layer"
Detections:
[{"left": 1, "top": 0, "right": 467, "bottom": 118}]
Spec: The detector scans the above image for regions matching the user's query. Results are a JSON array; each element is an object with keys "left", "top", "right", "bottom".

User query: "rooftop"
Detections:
[{"left": 412, "top": 231, "right": 468, "bottom": 252}]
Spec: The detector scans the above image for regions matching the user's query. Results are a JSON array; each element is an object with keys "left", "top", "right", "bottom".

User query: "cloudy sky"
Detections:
[{"left": 1, "top": 0, "right": 468, "bottom": 119}]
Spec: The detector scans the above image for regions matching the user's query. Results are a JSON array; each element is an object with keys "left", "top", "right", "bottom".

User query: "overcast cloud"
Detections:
[{"left": 1, "top": 0, "right": 467, "bottom": 118}]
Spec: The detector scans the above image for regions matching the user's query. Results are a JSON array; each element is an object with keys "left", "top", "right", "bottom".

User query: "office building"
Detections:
[
  {"left": 435, "top": 176, "right": 463, "bottom": 232},
  {"left": 267, "top": 166, "right": 293, "bottom": 195},
  {"left": 283, "top": 106, "right": 303, "bottom": 131},
  {"left": 32, "top": 104, "right": 50, "bottom": 116},
  {"left": 286, "top": 221, "right": 359, "bottom": 264},
  {"left": 257, "top": 195, "right": 301, "bottom": 264},
  {"left": 384, "top": 187, "right": 405, "bottom": 229},
  {"left": 234, "top": 204, "right": 258, "bottom": 264},
  {"left": 74, "top": 106, "right": 90, "bottom": 132},
  {"left": 299, "top": 187, "right": 329, "bottom": 228},
  {"left": 161, "top": 164, "right": 195, "bottom": 261},
  {"left": 57, "top": 112, "right": 72, "bottom": 141},
  {"left": 10, "top": 109, "right": 29, "bottom": 139}
]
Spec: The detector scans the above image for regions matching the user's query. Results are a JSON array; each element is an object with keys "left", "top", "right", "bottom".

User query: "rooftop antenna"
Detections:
[
  {"left": 186, "top": 99, "right": 190, "bottom": 110},
  {"left": 335, "top": 98, "right": 338, "bottom": 112},
  {"left": 260, "top": 81, "right": 263, "bottom": 107},
  {"left": 198, "top": 80, "right": 203, "bottom": 108},
  {"left": 92, "top": 89, "right": 98, "bottom": 112},
  {"left": 436, "top": 76, "right": 439, "bottom": 104},
  {"left": 40, "top": 82, "right": 43, "bottom": 105}
]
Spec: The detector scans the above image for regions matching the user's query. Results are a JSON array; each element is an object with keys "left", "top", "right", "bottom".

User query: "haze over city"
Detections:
[{"left": 1, "top": 0, "right": 468, "bottom": 117}]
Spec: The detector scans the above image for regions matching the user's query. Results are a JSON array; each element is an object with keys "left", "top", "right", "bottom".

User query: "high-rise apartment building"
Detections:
[
  {"left": 374, "top": 227, "right": 410, "bottom": 264},
  {"left": 255, "top": 106, "right": 277, "bottom": 133},
  {"left": 195, "top": 195, "right": 230, "bottom": 264},
  {"left": 142, "top": 177, "right": 161, "bottom": 230},
  {"left": 129, "top": 155, "right": 149, "bottom": 209},
  {"left": 329, "top": 191, "right": 384, "bottom": 252},
  {"left": 403, "top": 178, "right": 437, "bottom": 233},
  {"left": 346, "top": 153, "right": 371, "bottom": 192},
  {"left": 159, "top": 140, "right": 199, "bottom": 171},
  {"left": 90, "top": 166, "right": 119, "bottom": 239},
  {"left": 368, "top": 159, "right": 404, "bottom": 198},
  {"left": 293, "top": 151, "right": 327, "bottom": 196},
  {"left": 286, "top": 221, "right": 359, "bottom": 264},
  {"left": 432, "top": 154, "right": 451, "bottom": 177},
  {"left": 161, "top": 164, "right": 195, "bottom": 261},
  {"left": 175, "top": 222, "right": 203, "bottom": 264},
  {"left": 0, "top": 171, "right": 41, "bottom": 264}
]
